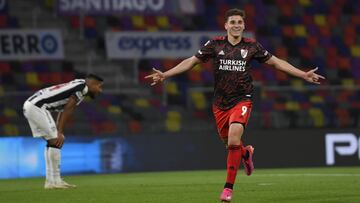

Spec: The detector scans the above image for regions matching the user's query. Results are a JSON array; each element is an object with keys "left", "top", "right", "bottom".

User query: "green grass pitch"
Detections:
[{"left": 1, "top": 167, "right": 359, "bottom": 203}]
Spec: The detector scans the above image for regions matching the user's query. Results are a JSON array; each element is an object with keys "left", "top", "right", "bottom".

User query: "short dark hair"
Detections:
[
  {"left": 224, "top": 8, "right": 246, "bottom": 22},
  {"left": 86, "top": 74, "right": 104, "bottom": 82}
]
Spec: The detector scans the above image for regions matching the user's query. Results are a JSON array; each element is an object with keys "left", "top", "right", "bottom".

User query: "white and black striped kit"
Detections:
[
  {"left": 27, "top": 79, "right": 88, "bottom": 112},
  {"left": 23, "top": 79, "right": 88, "bottom": 140}
]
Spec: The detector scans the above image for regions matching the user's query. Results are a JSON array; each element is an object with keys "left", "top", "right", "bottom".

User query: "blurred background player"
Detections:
[
  {"left": 23, "top": 74, "right": 103, "bottom": 189},
  {"left": 145, "top": 8, "right": 325, "bottom": 202}
]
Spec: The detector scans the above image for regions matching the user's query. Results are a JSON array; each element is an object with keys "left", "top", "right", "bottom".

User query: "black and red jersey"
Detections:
[{"left": 195, "top": 36, "right": 272, "bottom": 110}]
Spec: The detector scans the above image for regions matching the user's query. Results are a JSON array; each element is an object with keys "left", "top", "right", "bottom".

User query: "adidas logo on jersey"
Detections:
[{"left": 218, "top": 50, "right": 225, "bottom": 55}]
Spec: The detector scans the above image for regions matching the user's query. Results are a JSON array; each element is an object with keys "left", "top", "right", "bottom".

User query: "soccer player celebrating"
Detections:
[
  {"left": 145, "top": 8, "right": 325, "bottom": 202},
  {"left": 23, "top": 74, "right": 103, "bottom": 189}
]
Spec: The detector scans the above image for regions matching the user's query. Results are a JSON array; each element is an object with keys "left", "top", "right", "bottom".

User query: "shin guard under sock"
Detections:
[{"left": 224, "top": 145, "right": 242, "bottom": 189}]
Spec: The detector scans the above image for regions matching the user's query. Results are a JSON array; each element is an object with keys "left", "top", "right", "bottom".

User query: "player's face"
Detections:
[
  {"left": 88, "top": 80, "right": 103, "bottom": 99},
  {"left": 225, "top": 15, "right": 245, "bottom": 38}
]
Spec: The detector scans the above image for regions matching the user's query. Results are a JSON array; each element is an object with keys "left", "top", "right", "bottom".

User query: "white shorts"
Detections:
[{"left": 23, "top": 100, "right": 58, "bottom": 140}]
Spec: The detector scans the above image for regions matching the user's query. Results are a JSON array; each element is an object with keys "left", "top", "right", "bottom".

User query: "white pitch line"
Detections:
[
  {"left": 258, "top": 183, "right": 274, "bottom": 186},
  {"left": 255, "top": 174, "right": 360, "bottom": 177}
]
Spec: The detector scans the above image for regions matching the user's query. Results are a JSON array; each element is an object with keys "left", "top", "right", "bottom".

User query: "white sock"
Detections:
[
  {"left": 48, "top": 147, "right": 62, "bottom": 184},
  {"left": 44, "top": 147, "right": 52, "bottom": 183}
]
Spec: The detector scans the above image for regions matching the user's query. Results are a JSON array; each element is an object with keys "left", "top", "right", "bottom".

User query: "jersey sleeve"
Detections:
[
  {"left": 72, "top": 83, "right": 87, "bottom": 105},
  {"left": 253, "top": 42, "right": 272, "bottom": 63},
  {"left": 194, "top": 39, "right": 216, "bottom": 62}
]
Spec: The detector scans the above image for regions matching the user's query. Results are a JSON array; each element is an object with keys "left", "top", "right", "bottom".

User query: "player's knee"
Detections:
[
  {"left": 229, "top": 123, "right": 244, "bottom": 136},
  {"left": 228, "top": 123, "right": 244, "bottom": 145},
  {"left": 47, "top": 143, "right": 62, "bottom": 149},
  {"left": 46, "top": 139, "right": 62, "bottom": 149}
]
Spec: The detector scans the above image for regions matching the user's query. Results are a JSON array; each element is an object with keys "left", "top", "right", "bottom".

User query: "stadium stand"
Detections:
[{"left": 1, "top": 0, "right": 360, "bottom": 137}]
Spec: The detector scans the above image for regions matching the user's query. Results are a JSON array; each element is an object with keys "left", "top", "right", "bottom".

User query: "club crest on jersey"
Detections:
[
  {"left": 241, "top": 49, "right": 248, "bottom": 58},
  {"left": 218, "top": 50, "right": 225, "bottom": 55}
]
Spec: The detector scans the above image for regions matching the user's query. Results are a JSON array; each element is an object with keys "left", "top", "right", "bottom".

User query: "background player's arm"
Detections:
[
  {"left": 145, "top": 56, "right": 201, "bottom": 86},
  {"left": 265, "top": 56, "right": 325, "bottom": 84},
  {"left": 55, "top": 95, "right": 77, "bottom": 147},
  {"left": 163, "top": 56, "right": 201, "bottom": 78}
]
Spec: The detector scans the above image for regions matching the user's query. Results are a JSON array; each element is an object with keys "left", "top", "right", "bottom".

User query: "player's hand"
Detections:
[
  {"left": 144, "top": 68, "right": 165, "bottom": 86},
  {"left": 303, "top": 67, "right": 325, "bottom": 84},
  {"left": 55, "top": 132, "right": 65, "bottom": 148}
]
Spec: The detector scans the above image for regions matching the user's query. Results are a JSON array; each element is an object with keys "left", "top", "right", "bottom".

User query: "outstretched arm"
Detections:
[
  {"left": 145, "top": 56, "right": 201, "bottom": 86},
  {"left": 55, "top": 95, "right": 77, "bottom": 147},
  {"left": 265, "top": 56, "right": 325, "bottom": 84}
]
